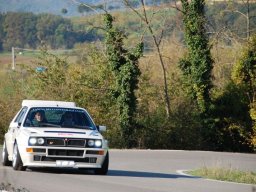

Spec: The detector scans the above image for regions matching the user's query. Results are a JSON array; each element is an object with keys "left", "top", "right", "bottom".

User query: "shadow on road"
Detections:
[
  {"left": 108, "top": 170, "right": 199, "bottom": 179},
  {"left": 27, "top": 167, "right": 199, "bottom": 179}
]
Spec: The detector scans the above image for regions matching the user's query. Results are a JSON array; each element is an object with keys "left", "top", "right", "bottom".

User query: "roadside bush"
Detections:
[
  {"left": 210, "top": 83, "right": 253, "bottom": 152},
  {"left": 0, "top": 71, "right": 25, "bottom": 144},
  {"left": 0, "top": 182, "right": 29, "bottom": 192},
  {"left": 231, "top": 35, "right": 256, "bottom": 151}
]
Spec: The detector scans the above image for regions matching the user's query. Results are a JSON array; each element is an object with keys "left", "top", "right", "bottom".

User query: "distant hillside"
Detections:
[
  {"left": 0, "top": 0, "right": 168, "bottom": 16},
  {"left": 0, "top": 0, "right": 103, "bottom": 16}
]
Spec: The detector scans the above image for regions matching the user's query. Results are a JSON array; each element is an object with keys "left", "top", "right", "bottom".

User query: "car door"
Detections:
[{"left": 5, "top": 107, "right": 28, "bottom": 159}]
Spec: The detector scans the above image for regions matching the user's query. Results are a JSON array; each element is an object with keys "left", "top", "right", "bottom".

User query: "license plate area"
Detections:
[{"left": 56, "top": 160, "right": 75, "bottom": 167}]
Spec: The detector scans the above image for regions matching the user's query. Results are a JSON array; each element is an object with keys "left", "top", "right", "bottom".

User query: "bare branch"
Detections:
[
  {"left": 232, "top": 10, "right": 247, "bottom": 18},
  {"left": 157, "top": 29, "right": 164, "bottom": 47},
  {"left": 123, "top": 0, "right": 146, "bottom": 22},
  {"left": 123, "top": 0, "right": 171, "bottom": 117},
  {"left": 69, "top": 0, "right": 101, "bottom": 14}
]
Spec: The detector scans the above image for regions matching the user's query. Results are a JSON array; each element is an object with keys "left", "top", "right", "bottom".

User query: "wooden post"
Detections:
[{"left": 12, "top": 47, "right": 15, "bottom": 70}]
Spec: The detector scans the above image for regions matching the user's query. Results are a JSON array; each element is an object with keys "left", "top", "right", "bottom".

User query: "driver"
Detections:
[{"left": 32, "top": 110, "right": 47, "bottom": 126}]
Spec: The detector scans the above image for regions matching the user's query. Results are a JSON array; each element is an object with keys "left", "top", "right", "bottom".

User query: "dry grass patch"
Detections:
[{"left": 188, "top": 167, "right": 256, "bottom": 185}]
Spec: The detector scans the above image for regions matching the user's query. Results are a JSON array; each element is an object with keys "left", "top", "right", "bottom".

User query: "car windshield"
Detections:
[{"left": 23, "top": 107, "right": 96, "bottom": 130}]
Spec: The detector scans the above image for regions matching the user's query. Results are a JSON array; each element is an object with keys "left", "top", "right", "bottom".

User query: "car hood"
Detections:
[{"left": 21, "top": 127, "right": 102, "bottom": 138}]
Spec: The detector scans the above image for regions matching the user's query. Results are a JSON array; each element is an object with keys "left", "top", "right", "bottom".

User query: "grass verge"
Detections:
[
  {"left": 187, "top": 167, "right": 256, "bottom": 185},
  {"left": 0, "top": 182, "right": 30, "bottom": 192}
]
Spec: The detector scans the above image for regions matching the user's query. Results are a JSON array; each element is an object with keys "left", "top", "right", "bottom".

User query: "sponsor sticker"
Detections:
[{"left": 58, "top": 133, "right": 74, "bottom": 136}]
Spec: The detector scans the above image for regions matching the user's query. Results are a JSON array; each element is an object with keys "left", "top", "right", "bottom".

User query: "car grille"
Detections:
[
  {"left": 48, "top": 149, "right": 84, "bottom": 157},
  {"left": 34, "top": 156, "right": 97, "bottom": 163},
  {"left": 46, "top": 138, "right": 64, "bottom": 146},
  {"left": 46, "top": 138, "right": 85, "bottom": 147},
  {"left": 67, "top": 139, "right": 85, "bottom": 147}
]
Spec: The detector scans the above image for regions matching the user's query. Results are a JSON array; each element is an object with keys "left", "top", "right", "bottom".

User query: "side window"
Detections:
[{"left": 14, "top": 107, "right": 28, "bottom": 123}]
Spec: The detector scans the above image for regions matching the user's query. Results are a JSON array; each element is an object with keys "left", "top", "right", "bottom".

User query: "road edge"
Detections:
[{"left": 176, "top": 169, "right": 256, "bottom": 186}]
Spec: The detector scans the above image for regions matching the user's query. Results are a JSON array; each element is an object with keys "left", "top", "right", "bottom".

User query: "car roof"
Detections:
[{"left": 22, "top": 100, "right": 76, "bottom": 108}]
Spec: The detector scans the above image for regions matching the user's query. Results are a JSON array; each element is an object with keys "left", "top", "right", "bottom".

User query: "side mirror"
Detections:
[
  {"left": 11, "top": 122, "right": 21, "bottom": 129},
  {"left": 97, "top": 125, "right": 106, "bottom": 132}
]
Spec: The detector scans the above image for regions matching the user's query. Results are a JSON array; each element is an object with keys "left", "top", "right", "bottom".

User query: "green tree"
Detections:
[
  {"left": 104, "top": 13, "right": 143, "bottom": 148},
  {"left": 0, "top": 71, "right": 26, "bottom": 143},
  {"left": 179, "top": 0, "right": 213, "bottom": 115},
  {"left": 23, "top": 13, "right": 38, "bottom": 49},
  {"left": 232, "top": 34, "right": 256, "bottom": 151},
  {"left": 55, "top": 22, "right": 76, "bottom": 49},
  {"left": 3, "top": 12, "right": 38, "bottom": 50},
  {"left": 0, "top": 13, "right": 5, "bottom": 51},
  {"left": 36, "top": 14, "right": 69, "bottom": 49},
  {"left": 61, "top": 8, "right": 68, "bottom": 15},
  {"left": 178, "top": 0, "right": 214, "bottom": 149},
  {"left": 211, "top": 83, "right": 252, "bottom": 152}
]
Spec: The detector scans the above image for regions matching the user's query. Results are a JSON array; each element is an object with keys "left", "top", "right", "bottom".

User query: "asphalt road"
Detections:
[{"left": 0, "top": 149, "right": 256, "bottom": 192}]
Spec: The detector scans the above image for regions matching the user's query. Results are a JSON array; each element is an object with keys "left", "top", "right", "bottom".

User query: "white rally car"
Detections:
[{"left": 2, "top": 100, "right": 109, "bottom": 175}]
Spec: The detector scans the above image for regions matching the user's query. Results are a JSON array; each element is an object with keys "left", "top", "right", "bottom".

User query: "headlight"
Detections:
[
  {"left": 87, "top": 139, "right": 102, "bottom": 148},
  {"left": 37, "top": 138, "right": 45, "bottom": 145},
  {"left": 29, "top": 138, "right": 37, "bottom": 145},
  {"left": 95, "top": 140, "right": 102, "bottom": 147},
  {"left": 28, "top": 137, "right": 45, "bottom": 146},
  {"left": 87, "top": 140, "right": 95, "bottom": 147}
]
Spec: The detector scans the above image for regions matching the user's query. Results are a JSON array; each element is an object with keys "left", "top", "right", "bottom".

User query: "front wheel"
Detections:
[
  {"left": 12, "top": 143, "right": 26, "bottom": 171},
  {"left": 95, "top": 152, "right": 109, "bottom": 175},
  {"left": 2, "top": 141, "right": 11, "bottom": 166}
]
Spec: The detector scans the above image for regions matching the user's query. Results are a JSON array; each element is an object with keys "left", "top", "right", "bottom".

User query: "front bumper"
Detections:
[{"left": 20, "top": 146, "right": 107, "bottom": 168}]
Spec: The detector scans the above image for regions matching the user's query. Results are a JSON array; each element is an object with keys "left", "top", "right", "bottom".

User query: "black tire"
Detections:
[
  {"left": 12, "top": 143, "right": 26, "bottom": 171},
  {"left": 95, "top": 152, "right": 109, "bottom": 175},
  {"left": 2, "top": 141, "right": 11, "bottom": 166}
]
